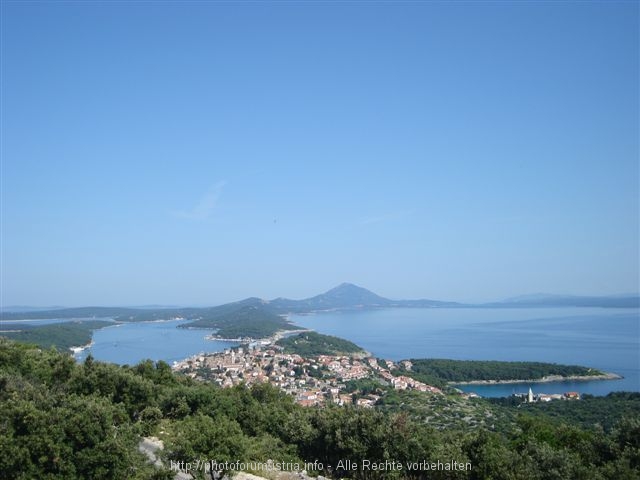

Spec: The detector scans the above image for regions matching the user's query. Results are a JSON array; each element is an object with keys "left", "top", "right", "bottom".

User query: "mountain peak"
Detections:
[
  {"left": 269, "top": 283, "right": 390, "bottom": 312},
  {"left": 326, "top": 282, "right": 369, "bottom": 293},
  {"left": 318, "top": 283, "right": 389, "bottom": 305}
]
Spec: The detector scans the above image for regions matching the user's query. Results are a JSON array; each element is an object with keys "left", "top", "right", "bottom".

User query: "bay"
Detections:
[{"left": 74, "top": 319, "right": 237, "bottom": 365}]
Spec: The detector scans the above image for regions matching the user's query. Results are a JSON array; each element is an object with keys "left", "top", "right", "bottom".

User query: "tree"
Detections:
[{"left": 165, "top": 414, "right": 247, "bottom": 480}]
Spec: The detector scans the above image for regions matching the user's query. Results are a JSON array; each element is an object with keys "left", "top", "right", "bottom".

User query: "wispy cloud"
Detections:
[
  {"left": 172, "top": 181, "right": 227, "bottom": 220},
  {"left": 359, "top": 209, "right": 414, "bottom": 226}
]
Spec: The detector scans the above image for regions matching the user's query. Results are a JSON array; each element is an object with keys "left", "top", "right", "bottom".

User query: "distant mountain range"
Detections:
[
  {"left": 0, "top": 305, "right": 67, "bottom": 313},
  {"left": 267, "top": 284, "right": 639, "bottom": 311},
  {"left": 1, "top": 283, "right": 638, "bottom": 321},
  {"left": 489, "top": 293, "right": 640, "bottom": 309},
  {"left": 269, "top": 283, "right": 460, "bottom": 312}
]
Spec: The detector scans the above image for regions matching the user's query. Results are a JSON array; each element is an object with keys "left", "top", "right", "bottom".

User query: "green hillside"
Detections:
[
  {"left": 400, "top": 359, "right": 603, "bottom": 384},
  {"left": 1, "top": 320, "right": 113, "bottom": 350},
  {"left": 180, "top": 305, "right": 299, "bottom": 338},
  {"left": 276, "top": 331, "right": 365, "bottom": 356}
]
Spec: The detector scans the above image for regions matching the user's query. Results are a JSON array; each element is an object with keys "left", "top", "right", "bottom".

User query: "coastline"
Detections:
[
  {"left": 121, "top": 318, "right": 186, "bottom": 324},
  {"left": 450, "top": 372, "right": 623, "bottom": 386},
  {"left": 69, "top": 340, "right": 94, "bottom": 355},
  {"left": 205, "top": 328, "right": 314, "bottom": 344},
  {"left": 173, "top": 329, "right": 316, "bottom": 368}
]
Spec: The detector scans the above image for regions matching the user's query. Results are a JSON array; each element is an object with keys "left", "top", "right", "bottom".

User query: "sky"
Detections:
[{"left": 1, "top": 1, "right": 638, "bottom": 306}]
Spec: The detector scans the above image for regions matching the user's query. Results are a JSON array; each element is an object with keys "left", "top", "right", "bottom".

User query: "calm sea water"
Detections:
[
  {"left": 290, "top": 308, "right": 639, "bottom": 397},
  {"left": 74, "top": 319, "right": 237, "bottom": 365}
]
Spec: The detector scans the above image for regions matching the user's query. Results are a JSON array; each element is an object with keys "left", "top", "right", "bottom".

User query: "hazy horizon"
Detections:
[
  {"left": 2, "top": 2, "right": 638, "bottom": 307},
  {"left": 2, "top": 282, "right": 639, "bottom": 310}
]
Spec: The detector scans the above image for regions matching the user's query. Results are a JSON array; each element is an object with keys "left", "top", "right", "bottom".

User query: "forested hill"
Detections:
[
  {"left": 276, "top": 331, "right": 365, "bottom": 356},
  {"left": 397, "top": 359, "right": 606, "bottom": 385},
  {"left": 2, "top": 338, "right": 639, "bottom": 480},
  {"left": 178, "top": 305, "right": 301, "bottom": 339},
  {"left": 0, "top": 320, "right": 113, "bottom": 350}
]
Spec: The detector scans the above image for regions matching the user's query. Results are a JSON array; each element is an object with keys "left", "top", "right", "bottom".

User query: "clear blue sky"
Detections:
[{"left": 1, "top": 1, "right": 638, "bottom": 306}]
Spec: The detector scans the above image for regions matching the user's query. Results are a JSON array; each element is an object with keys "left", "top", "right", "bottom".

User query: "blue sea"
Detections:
[
  {"left": 23, "top": 307, "right": 639, "bottom": 397},
  {"left": 73, "top": 319, "right": 237, "bottom": 365},
  {"left": 290, "top": 307, "right": 639, "bottom": 397}
]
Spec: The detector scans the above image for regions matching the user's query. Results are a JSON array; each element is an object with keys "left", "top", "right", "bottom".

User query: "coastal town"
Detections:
[
  {"left": 520, "top": 387, "right": 581, "bottom": 403},
  {"left": 171, "top": 331, "right": 594, "bottom": 408},
  {"left": 172, "top": 340, "right": 443, "bottom": 407}
]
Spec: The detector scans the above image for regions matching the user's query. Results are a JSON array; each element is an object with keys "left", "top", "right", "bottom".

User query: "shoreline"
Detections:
[
  {"left": 205, "top": 328, "right": 314, "bottom": 344},
  {"left": 69, "top": 340, "right": 94, "bottom": 355},
  {"left": 173, "top": 329, "right": 316, "bottom": 368},
  {"left": 121, "top": 318, "right": 186, "bottom": 324},
  {"left": 450, "top": 372, "right": 623, "bottom": 386}
]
